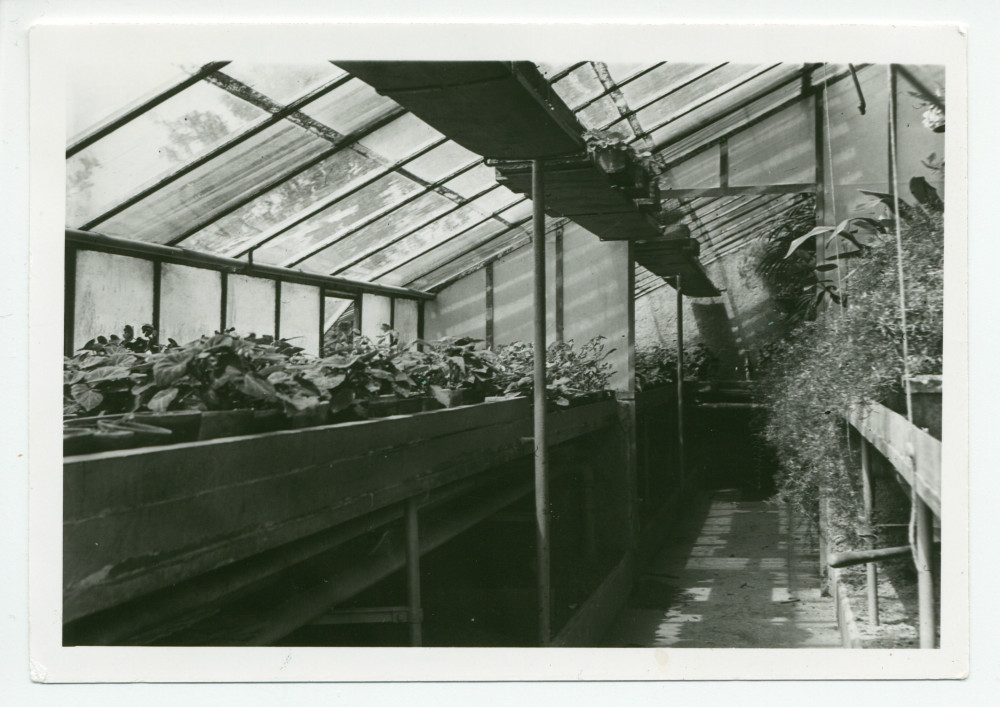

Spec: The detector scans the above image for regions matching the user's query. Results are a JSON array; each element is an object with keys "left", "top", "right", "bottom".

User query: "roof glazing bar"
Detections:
[
  {"left": 225, "top": 134, "right": 447, "bottom": 258},
  {"left": 327, "top": 182, "right": 508, "bottom": 276},
  {"left": 283, "top": 156, "right": 491, "bottom": 267},
  {"left": 81, "top": 73, "right": 354, "bottom": 231},
  {"left": 167, "top": 106, "right": 407, "bottom": 247},
  {"left": 67, "top": 61, "right": 230, "bottom": 158}
]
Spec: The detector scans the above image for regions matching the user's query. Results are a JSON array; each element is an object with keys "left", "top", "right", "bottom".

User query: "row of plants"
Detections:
[
  {"left": 634, "top": 341, "right": 719, "bottom": 391},
  {"left": 751, "top": 175, "right": 944, "bottom": 547},
  {"left": 64, "top": 330, "right": 617, "bottom": 452}
]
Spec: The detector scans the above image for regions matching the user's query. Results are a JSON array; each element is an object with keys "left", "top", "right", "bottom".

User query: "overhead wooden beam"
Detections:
[{"left": 659, "top": 183, "right": 816, "bottom": 199}]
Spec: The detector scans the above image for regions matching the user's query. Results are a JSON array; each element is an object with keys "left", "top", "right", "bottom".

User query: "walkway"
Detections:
[{"left": 604, "top": 488, "right": 843, "bottom": 648}]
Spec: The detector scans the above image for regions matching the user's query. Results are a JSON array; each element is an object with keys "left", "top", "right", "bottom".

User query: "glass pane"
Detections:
[
  {"left": 461, "top": 185, "right": 520, "bottom": 216},
  {"left": 251, "top": 172, "right": 423, "bottom": 265},
  {"left": 377, "top": 218, "right": 508, "bottom": 287},
  {"left": 497, "top": 200, "right": 533, "bottom": 224},
  {"left": 98, "top": 121, "right": 328, "bottom": 243},
  {"left": 537, "top": 62, "right": 581, "bottom": 80},
  {"left": 411, "top": 228, "right": 529, "bottom": 290},
  {"left": 72, "top": 251, "right": 153, "bottom": 351},
  {"left": 441, "top": 163, "right": 494, "bottom": 198},
  {"left": 605, "top": 63, "right": 654, "bottom": 84},
  {"left": 296, "top": 190, "right": 455, "bottom": 275},
  {"left": 729, "top": 100, "right": 814, "bottom": 186},
  {"left": 576, "top": 96, "right": 627, "bottom": 132},
  {"left": 358, "top": 113, "right": 444, "bottom": 163},
  {"left": 177, "top": 148, "right": 382, "bottom": 256},
  {"left": 343, "top": 205, "right": 491, "bottom": 281},
  {"left": 67, "top": 62, "right": 195, "bottom": 143},
  {"left": 160, "top": 263, "right": 222, "bottom": 345},
  {"left": 226, "top": 275, "right": 276, "bottom": 338},
  {"left": 661, "top": 145, "right": 720, "bottom": 189},
  {"left": 552, "top": 63, "right": 603, "bottom": 109},
  {"left": 635, "top": 64, "right": 769, "bottom": 132},
  {"left": 653, "top": 75, "right": 802, "bottom": 162},
  {"left": 218, "top": 62, "right": 347, "bottom": 105},
  {"left": 404, "top": 140, "right": 480, "bottom": 183},
  {"left": 280, "top": 282, "right": 321, "bottom": 355},
  {"left": 300, "top": 78, "right": 399, "bottom": 135},
  {"left": 67, "top": 81, "right": 269, "bottom": 228},
  {"left": 620, "top": 63, "right": 722, "bottom": 110}
]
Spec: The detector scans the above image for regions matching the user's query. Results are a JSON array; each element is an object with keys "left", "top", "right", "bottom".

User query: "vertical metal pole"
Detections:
[
  {"left": 64, "top": 246, "right": 77, "bottom": 356},
  {"left": 532, "top": 159, "right": 551, "bottom": 646},
  {"left": 675, "top": 275, "right": 685, "bottom": 490},
  {"left": 405, "top": 498, "right": 422, "bottom": 647},
  {"left": 860, "top": 438, "right": 879, "bottom": 626},
  {"left": 915, "top": 496, "right": 936, "bottom": 648}
]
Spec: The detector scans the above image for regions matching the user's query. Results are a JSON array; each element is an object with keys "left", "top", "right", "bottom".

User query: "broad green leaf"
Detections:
[
  {"left": 238, "top": 374, "right": 278, "bottom": 401},
  {"left": 147, "top": 387, "right": 179, "bottom": 413},
  {"left": 784, "top": 227, "right": 832, "bottom": 258},
  {"left": 83, "top": 365, "right": 132, "bottom": 384},
  {"left": 71, "top": 383, "right": 103, "bottom": 411},
  {"left": 153, "top": 350, "right": 194, "bottom": 387}
]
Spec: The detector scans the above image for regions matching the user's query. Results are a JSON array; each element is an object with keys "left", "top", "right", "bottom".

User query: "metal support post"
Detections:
[
  {"left": 675, "top": 275, "right": 685, "bottom": 491},
  {"left": 914, "top": 495, "right": 936, "bottom": 648},
  {"left": 532, "top": 159, "right": 551, "bottom": 646},
  {"left": 860, "top": 438, "right": 879, "bottom": 626},
  {"left": 405, "top": 498, "right": 422, "bottom": 646}
]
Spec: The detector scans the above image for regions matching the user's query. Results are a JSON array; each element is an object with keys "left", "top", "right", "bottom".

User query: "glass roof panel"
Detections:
[
  {"left": 376, "top": 218, "right": 510, "bottom": 287},
  {"left": 576, "top": 96, "right": 627, "bottom": 132},
  {"left": 411, "top": 228, "right": 530, "bottom": 290},
  {"left": 462, "top": 185, "right": 520, "bottom": 215},
  {"left": 67, "top": 62, "right": 196, "bottom": 142},
  {"left": 177, "top": 147, "right": 383, "bottom": 255},
  {"left": 631, "top": 63, "right": 769, "bottom": 132},
  {"left": 251, "top": 172, "right": 423, "bottom": 265},
  {"left": 440, "top": 163, "right": 494, "bottom": 198},
  {"left": 217, "top": 62, "right": 347, "bottom": 105},
  {"left": 300, "top": 78, "right": 399, "bottom": 135},
  {"left": 357, "top": 113, "right": 445, "bottom": 163},
  {"left": 342, "top": 206, "right": 492, "bottom": 281},
  {"left": 497, "top": 200, "right": 533, "bottom": 224},
  {"left": 537, "top": 62, "right": 581, "bottom": 80},
  {"left": 96, "top": 120, "right": 327, "bottom": 244},
  {"left": 67, "top": 81, "right": 269, "bottom": 228},
  {"left": 653, "top": 74, "right": 804, "bottom": 162},
  {"left": 551, "top": 63, "right": 604, "bottom": 109},
  {"left": 605, "top": 63, "right": 654, "bottom": 85},
  {"left": 404, "top": 141, "right": 480, "bottom": 183},
  {"left": 295, "top": 190, "right": 456, "bottom": 275},
  {"left": 619, "top": 63, "right": 723, "bottom": 110}
]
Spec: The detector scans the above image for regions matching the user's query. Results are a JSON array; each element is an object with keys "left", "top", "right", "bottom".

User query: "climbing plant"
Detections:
[{"left": 754, "top": 178, "right": 944, "bottom": 544}]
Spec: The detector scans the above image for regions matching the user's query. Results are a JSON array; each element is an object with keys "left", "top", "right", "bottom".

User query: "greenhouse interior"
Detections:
[{"left": 62, "top": 60, "right": 945, "bottom": 650}]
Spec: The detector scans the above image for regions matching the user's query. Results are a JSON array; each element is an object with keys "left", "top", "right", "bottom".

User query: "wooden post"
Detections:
[
  {"left": 675, "top": 275, "right": 685, "bottom": 491},
  {"left": 405, "top": 498, "right": 422, "bottom": 647},
  {"left": 860, "top": 438, "right": 879, "bottom": 625},
  {"left": 915, "top": 494, "right": 936, "bottom": 648},
  {"left": 532, "top": 158, "right": 551, "bottom": 646}
]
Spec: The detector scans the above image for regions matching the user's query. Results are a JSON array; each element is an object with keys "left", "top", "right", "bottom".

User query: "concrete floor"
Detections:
[{"left": 604, "top": 488, "right": 843, "bottom": 648}]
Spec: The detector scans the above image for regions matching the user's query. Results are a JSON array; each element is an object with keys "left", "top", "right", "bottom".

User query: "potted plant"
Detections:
[{"left": 582, "top": 129, "right": 656, "bottom": 196}]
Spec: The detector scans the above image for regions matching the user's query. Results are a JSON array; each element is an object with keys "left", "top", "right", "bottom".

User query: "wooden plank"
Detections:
[
  {"left": 659, "top": 183, "right": 816, "bottom": 199},
  {"left": 338, "top": 61, "right": 584, "bottom": 159},
  {"left": 64, "top": 398, "right": 616, "bottom": 620},
  {"left": 848, "top": 402, "right": 941, "bottom": 517}
]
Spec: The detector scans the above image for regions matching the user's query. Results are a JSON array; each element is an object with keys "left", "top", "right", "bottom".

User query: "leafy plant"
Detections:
[
  {"left": 755, "top": 177, "right": 944, "bottom": 544},
  {"left": 495, "top": 336, "right": 615, "bottom": 406},
  {"left": 635, "top": 342, "right": 719, "bottom": 390},
  {"left": 396, "top": 337, "right": 499, "bottom": 404}
]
